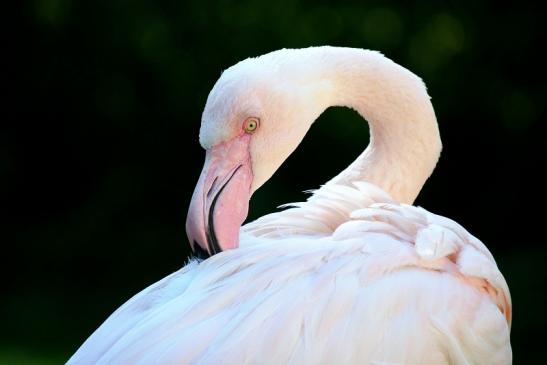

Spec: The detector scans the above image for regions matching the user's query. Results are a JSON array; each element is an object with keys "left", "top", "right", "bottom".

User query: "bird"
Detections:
[{"left": 68, "top": 46, "right": 512, "bottom": 364}]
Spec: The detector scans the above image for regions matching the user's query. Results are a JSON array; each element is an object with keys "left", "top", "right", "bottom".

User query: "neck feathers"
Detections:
[{"left": 306, "top": 47, "right": 442, "bottom": 204}]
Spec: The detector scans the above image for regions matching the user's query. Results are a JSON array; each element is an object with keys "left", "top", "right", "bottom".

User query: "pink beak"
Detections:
[{"left": 186, "top": 134, "right": 253, "bottom": 257}]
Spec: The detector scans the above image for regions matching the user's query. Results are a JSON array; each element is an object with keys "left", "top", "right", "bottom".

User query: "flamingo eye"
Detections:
[{"left": 243, "top": 117, "right": 259, "bottom": 133}]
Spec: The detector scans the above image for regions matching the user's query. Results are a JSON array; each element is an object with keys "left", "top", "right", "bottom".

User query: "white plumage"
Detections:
[{"left": 68, "top": 47, "right": 511, "bottom": 364}]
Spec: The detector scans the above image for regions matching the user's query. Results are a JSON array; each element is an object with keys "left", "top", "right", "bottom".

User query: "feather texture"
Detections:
[{"left": 68, "top": 182, "right": 511, "bottom": 364}]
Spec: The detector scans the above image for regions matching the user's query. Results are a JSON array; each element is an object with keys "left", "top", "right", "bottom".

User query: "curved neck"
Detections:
[{"left": 308, "top": 48, "right": 442, "bottom": 204}]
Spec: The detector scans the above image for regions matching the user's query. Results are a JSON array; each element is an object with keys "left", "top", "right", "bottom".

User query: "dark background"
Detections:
[{"left": 4, "top": 0, "right": 546, "bottom": 363}]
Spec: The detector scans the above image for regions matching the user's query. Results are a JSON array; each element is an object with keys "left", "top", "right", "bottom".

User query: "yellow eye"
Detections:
[{"left": 243, "top": 117, "right": 259, "bottom": 133}]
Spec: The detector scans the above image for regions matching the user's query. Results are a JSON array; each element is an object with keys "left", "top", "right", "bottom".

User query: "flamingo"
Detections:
[{"left": 68, "top": 46, "right": 512, "bottom": 364}]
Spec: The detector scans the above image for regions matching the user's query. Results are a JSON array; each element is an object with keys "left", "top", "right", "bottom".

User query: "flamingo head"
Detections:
[{"left": 185, "top": 49, "right": 332, "bottom": 257}]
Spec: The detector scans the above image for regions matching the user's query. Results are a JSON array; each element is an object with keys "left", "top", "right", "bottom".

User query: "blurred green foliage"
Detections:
[{"left": 5, "top": 0, "right": 546, "bottom": 363}]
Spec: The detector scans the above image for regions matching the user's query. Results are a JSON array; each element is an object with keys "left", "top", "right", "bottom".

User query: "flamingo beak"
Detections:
[{"left": 186, "top": 134, "right": 253, "bottom": 258}]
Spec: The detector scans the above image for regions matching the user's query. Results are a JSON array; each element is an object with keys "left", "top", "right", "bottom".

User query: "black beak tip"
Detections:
[{"left": 192, "top": 241, "right": 211, "bottom": 260}]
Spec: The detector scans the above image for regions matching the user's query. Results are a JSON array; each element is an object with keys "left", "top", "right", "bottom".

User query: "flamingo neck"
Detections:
[{"left": 311, "top": 48, "right": 442, "bottom": 204}]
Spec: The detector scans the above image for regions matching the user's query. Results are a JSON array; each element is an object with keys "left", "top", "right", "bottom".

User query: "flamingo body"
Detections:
[{"left": 68, "top": 47, "right": 511, "bottom": 365}]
